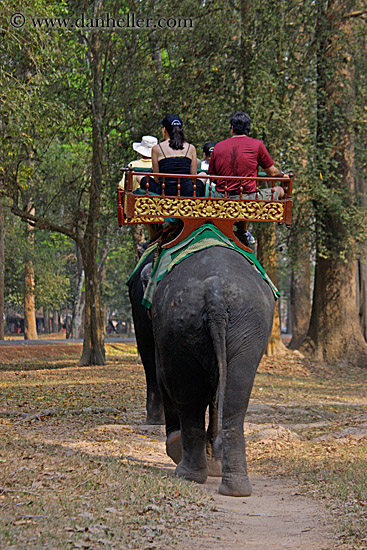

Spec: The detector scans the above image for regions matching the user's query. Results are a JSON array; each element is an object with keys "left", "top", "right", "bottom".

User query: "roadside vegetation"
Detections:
[
  {"left": 0, "top": 343, "right": 214, "bottom": 549},
  {"left": 251, "top": 354, "right": 367, "bottom": 549},
  {"left": 0, "top": 344, "right": 366, "bottom": 549}
]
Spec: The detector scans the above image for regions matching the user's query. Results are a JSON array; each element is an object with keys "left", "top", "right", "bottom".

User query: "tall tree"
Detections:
[
  {"left": 24, "top": 205, "right": 38, "bottom": 340},
  {"left": 288, "top": 243, "right": 311, "bottom": 349},
  {"left": 303, "top": 0, "right": 367, "bottom": 366},
  {"left": 1, "top": 0, "right": 131, "bottom": 362},
  {"left": 257, "top": 224, "right": 287, "bottom": 355},
  {"left": 0, "top": 201, "right": 4, "bottom": 340},
  {"left": 0, "top": 97, "right": 4, "bottom": 340},
  {"left": 78, "top": 1, "right": 105, "bottom": 364},
  {"left": 354, "top": 14, "right": 367, "bottom": 342}
]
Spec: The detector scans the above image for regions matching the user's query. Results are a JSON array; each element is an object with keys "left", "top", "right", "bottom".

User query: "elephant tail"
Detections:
[{"left": 203, "top": 276, "right": 228, "bottom": 456}]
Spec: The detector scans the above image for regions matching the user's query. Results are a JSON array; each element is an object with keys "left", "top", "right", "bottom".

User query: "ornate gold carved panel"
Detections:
[
  {"left": 132, "top": 196, "right": 284, "bottom": 222},
  {"left": 124, "top": 215, "right": 165, "bottom": 224}
]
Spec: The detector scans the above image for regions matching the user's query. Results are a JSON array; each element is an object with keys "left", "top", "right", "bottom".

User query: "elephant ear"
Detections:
[{"left": 140, "top": 262, "right": 153, "bottom": 292}]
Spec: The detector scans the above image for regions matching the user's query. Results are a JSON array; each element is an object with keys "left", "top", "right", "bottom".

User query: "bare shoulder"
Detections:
[
  {"left": 154, "top": 141, "right": 166, "bottom": 159},
  {"left": 187, "top": 143, "right": 196, "bottom": 158}
]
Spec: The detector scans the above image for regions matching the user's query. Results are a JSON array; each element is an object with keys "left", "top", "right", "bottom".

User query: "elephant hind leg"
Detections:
[
  {"left": 146, "top": 389, "right": 165, "bottom": 425},
  {"left": 219, "top": 475, "right": 252, "bottom": 497},
  {"left": 167, "top": 429, "right": 222, "bottom": 476},
  {"left": 175, "top": 423, "right": 208, "bottom": 484},
  {"left": 155, "top": 349, "right": 180, "bottom": 436},
  {"left": 206, "top": 398, "right": 222, "bottom": 477},
  {"left": 219, "top": 351, "right": 259, "bottom": 497},
  {"left": 218, "top": 422, "right": 253, "bottom": 496},
  {"left": 166, "top": 430, "right": 182, "bottom": 464},
  {"left": 176, "top": 461, "right": 207, "bottom": 484},
  {"left": 156, "top": 349, "right": 209, "bottom": 484}
]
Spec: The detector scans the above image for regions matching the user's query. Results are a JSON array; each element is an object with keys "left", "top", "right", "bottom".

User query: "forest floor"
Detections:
[{"left": 0, "top": 342, "right": 366, "bottom": 549}]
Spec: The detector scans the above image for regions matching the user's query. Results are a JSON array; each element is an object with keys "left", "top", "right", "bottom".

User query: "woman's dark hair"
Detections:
[
  {"left": 229, "top": 112, "right": 251, "bottom": 135},
  {"left": 166, "top": 125, "right": 186, "bottom": 150}
]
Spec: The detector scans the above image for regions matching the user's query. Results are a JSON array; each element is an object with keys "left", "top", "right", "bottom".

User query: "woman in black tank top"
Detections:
[
  {"left": 139, "top": 114, "right": 205, "bottom": 197},
  {"left": 156, "top": 141, "right": 193, "bottom": 196}
]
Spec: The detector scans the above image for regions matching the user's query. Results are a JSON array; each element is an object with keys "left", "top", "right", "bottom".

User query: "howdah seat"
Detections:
[{"left": 117, "top": 168, "right": 293, "bottom": 252}]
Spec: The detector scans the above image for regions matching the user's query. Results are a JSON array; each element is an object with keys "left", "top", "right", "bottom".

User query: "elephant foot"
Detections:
[
  {"left": 166, "top": 430, "right": 182, "bottom": 464},
  {"left": 146, "top": 413, "right": 165, "bottom": 425},
  {"left": 207, "top": 458, "right": 222, "bottom": 477},
  {"left": 218, "top": 474, "right": 252, "bottom": 497},
  {"left": 175, "top": 462, "right": 208, "bottom": 484},
  {"left": 146, "top": 394, "right": 164, "bottom": 425}
]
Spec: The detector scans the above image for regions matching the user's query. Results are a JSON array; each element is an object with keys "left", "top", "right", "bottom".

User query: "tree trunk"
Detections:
[
  {"left": 356, "top": 175, "right": 367, "bottom": 342},
  {"left": 266, "top": 301, "right": 286, "bottom": 356},
  {"left": 0, "top": 100, "right": 4, "bottom": 340},
  {"left": 52, "top": 309, "right": 59, "bottom": 333},
  {"left": 289, "top": 246, "right": 311, "bottom": 349},
  {"left": 127, "top": 318, "right": 132, "bottom": 338},
  {"left": 44, "top": 309, "right": 50, "bottom": 334},
  {"left": 149, "top": 32, "right": 162, "bottom": 73},
  {"left": 0, "top": 202, "right": 4, "bottom": 340},
  {"left": 131, "top": 225, "right": 146, "bottom": 259},
  {"left": 64, "top": 310, "right": 71, "bottom": 336},
  {"left": 79, "top": 248, "right": 105, "bottom": 365},
  {"left": 286, "top": 292, "right": 292, "bottom": 334},
  {"left": 70, "top": 267, "right": 85, "bottom": 339},
  {"left": 24, "top": 260, "right": 37, "bottom": 339},
  {"left": 240, "top": 0, "right": 252, "bottom": 109},
  {"left": 98, "top": 250, "right": 108, "bottom": 337},
  {"left": 358, "top": 259, "right": 367, "bottom": 342},
  {"left": 256, "top": 224, "right": 287, "bottom": 355},
  {"left": 306, "top": 257, "right": 367, "bottom": 365},
  {"left": 24, "top": 206, "right": 37, "bottom": 340},
  {"left": 303, "top": 0, "right": 367, "bottom": 366},
  {"left": 79, "top": 12, "right": 105, "bottom": 366}
]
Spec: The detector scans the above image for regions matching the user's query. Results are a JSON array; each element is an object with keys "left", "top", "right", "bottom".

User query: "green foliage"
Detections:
[
  {"left": 33, "top": 232, "right": 73, "bottom": 309},
  {"left": 4, "top": 215, "right": 25, "bottom": 307},
  {"left": 101, "top": 231, "right": 136, "bottom": 318},
  {"left": 1, "top": 0, "right": 366, "bottom": 330},
  {"left": 4, "top": 211, "right": 72, "bottom": 310}
]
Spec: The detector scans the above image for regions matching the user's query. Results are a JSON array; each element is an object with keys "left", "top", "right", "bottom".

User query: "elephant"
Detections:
[
  {"left": 150, "top": 246, "right": 275, "bottom": 497},
  {"left": 127, "top": 248, "right": 165, "bottom": 425},
  {"left": 127, "top": 246, "right": 222, "bottom": 476}
]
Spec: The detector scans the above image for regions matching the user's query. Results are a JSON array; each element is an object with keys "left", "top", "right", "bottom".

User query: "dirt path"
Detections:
[
  {"left": 2, "top": 346, "right": 363, "bottom": 548},
  {"left": 195, "top": 476, "right": 334, "bottom": 549},
  {"left": 121, "top": 419, "right": 335, "bottom": 549}
]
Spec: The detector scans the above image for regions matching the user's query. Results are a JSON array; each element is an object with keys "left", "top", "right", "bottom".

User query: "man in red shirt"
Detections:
[{"left": 209, "top": 112, "right": 285, "bottom": 199}]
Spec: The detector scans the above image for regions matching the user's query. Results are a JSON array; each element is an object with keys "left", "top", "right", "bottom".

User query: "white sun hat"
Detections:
[{"left": 132, "top": 135, "right": 158, "bottom": 157}]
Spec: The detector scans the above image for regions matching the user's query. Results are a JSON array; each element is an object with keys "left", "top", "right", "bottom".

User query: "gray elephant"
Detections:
[
  {"left": 151, "top": 246, "right": 275, "bottom": 497},
  {"left": 127, "top": 248, "right": 165, "bottom": 425}
]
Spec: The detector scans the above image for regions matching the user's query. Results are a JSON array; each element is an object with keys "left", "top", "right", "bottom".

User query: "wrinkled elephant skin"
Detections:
[
  {"left": 127, "top": 249, "right": 164, "bottom": 425},
  {"left": 151, "top": 247, "right": 274, "bottom": 496}
]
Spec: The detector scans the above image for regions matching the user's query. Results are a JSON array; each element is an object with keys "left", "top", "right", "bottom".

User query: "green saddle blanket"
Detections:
[{"left": 127, "top": 223, "right": 280, "bottom": 309}]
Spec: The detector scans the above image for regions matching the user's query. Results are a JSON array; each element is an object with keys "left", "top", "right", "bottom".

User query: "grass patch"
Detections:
[
  {"left": 0, "top": 344, "right": 366, "bottom": 548},
  {"left": 0, "top": 438, "right": 212, "bottom": 549},
  {"left": 0, "top": 345, "right": 213, "bottom": 549},
  {"left": 247, "top": 351, "right": 367, "bottom": 549},
  {"left": 248, "top": 438, "right": 367, "bottom": 549}
]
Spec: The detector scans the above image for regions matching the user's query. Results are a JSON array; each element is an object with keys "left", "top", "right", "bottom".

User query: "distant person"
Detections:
[
  {"left": 209, "top": 112, "right": 286, "bottom": 199},
  {"left": 201, "top": 141, "right": 215, "bottom": 171},
  {"left": 121, "top": 135, "right": 158, "bottom": 191},
  {"left": 139, "top": 114, "right": 206, "bottom": 197}
]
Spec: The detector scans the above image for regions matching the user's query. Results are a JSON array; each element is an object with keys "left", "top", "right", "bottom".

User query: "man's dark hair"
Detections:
[
  {"left": 229, "top": 112, "right": 251, "bottom": 135},
  {"left": 203, "top": 142, "right": 215, "bottom": 156}
]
